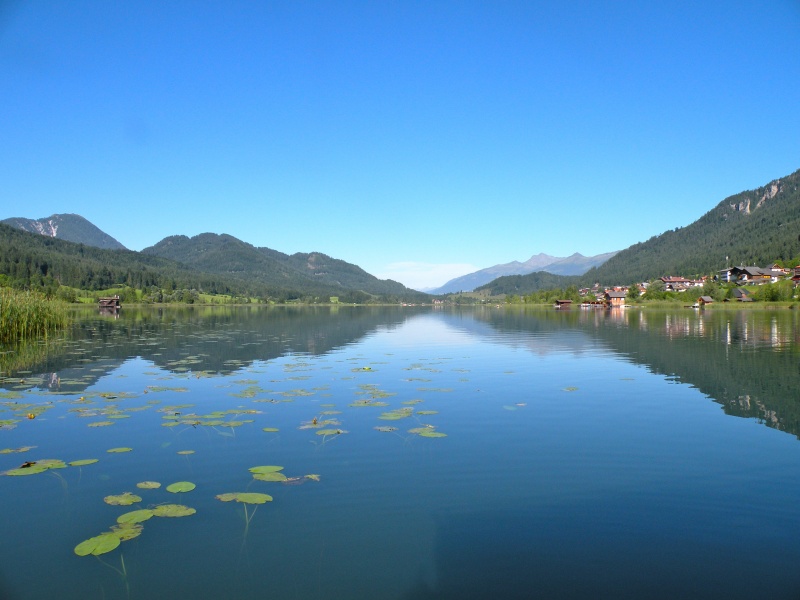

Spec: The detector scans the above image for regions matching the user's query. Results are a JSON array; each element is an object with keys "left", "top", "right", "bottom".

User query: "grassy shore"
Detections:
[{"left": 0, "top": 288, "right": 70, "bottom": 343}]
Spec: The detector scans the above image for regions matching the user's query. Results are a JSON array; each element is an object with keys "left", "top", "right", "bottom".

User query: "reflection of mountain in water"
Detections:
[
  {"left": 5, "top": 306, "right": 799, "bottom": 440},
  {"left": 470, "top": 307, "right": 800, "bottom": 439},
  {"left": 1, "top": 305, "right": 424, "bottom": 393}
]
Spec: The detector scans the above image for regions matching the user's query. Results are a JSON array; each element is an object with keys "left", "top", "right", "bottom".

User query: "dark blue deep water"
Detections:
[{"left": 2, "top": 306, "right": 800, "bottom": 599}]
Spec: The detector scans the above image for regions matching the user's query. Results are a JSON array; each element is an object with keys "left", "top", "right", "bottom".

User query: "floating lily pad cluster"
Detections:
[
  {"left": 74, "top": 503, "right": 196, "bottom": 557},
  {"left": 75, "top": 480, "right": 197, "bottom": 557}
]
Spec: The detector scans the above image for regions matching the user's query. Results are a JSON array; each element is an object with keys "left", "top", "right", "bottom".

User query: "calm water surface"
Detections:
[{"left": 2, "top": 306, "right": 800, "bottom": 600}]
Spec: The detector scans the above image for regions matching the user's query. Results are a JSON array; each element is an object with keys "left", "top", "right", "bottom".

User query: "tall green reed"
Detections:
[{"left": 0, "top": 288, "right": 70, "bottom": 344}]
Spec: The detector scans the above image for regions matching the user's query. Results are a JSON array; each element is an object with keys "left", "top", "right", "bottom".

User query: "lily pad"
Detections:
[
  {"left": 69, "top": 459, "right": 99, "bottom": 467},
  {"left": 111, "top": 522, "right": 144, "bottom": 541},
  {"left": 166, "top": 481, "right": 196, "bottom": 493},
  {"left": 248, "top": 465, "right": 284, "bottom": 475},
  {"left": 215, "top": 492, "right": 273, "bottom": 504},
  {"left": 176, "top": 450, "right": 195, "bottom": 455},
  {"left": 136, "top": 481, "right": 161, "bottom": 489},
  {"left": 418, "top": 430, "right": 447, "bottom": 438},
  {"left": 74, "top": 533, "right": 121, "bottom": 556},
  {"left": 253, "top": 471, "right": 288, "bottom": 482},
  {"left": 151, "top": 504, "right": 196, "bottom": 517},
  {"left": 262, "top": 427, "right": 279, "bottom": 432},
  {"left": 104, "top": 492, "right": 142, "bottom": 506},
  {"left": 107, "top": 447, "right": 133, "bottom": 453},
  {"left": 117, "top": 509, "right": 155, "bottom": 524},
  {"left": 316, "top": 428, "right": 346, "bottom": 435},
  {"left": 374, "top": 426, "right": 397, "bottom": 432}
]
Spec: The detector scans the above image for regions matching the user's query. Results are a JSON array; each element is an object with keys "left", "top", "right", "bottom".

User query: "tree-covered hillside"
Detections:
[
  {"left": 143, "top": 233, "right": 418, "bottom": 299},
  {"left": 477, "top": 168, "right": 800, "bottom": 295},
  {"left": 0, "top": 225, "right": 428, "bottom": 303},
  {"left": 585, "top": 168, "right": 800, "bottom": 286}
]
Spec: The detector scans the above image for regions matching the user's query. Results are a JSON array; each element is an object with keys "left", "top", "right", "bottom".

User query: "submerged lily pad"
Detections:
[
  {"left": 151, "top": 504, "right": 196, "bottom": 517},
  {"left": 215, "top": 492, "right": 273, "bottom": 504},
  {"left": 111, "top": 522, "right": 144, "bottom": 541},
  {"left": 176, "top": 450, "right": 195, "bottom": 455},
  {"left": 252, "top": 471, "right": 288, "bottom": 482},
  {"left": 136, "top": 481, "right": 161, "bottom": 489},
  {"left": 104, "top": 492, "right": 142, "bottom": 506},
  {"left": 374, "top": 426, "right": 397, "bottom": 432},
  {"left": 0, "top": 446, "right": 36, "bottom": 454},
  {"left": 316, "top": 428, "right": 346, "bottom": 436},
  {"left": 166, "top": 481, "right": 196, "bottom": 493},
  {"left": 74, "top": 533, "right": 120, "bottom": 556}
]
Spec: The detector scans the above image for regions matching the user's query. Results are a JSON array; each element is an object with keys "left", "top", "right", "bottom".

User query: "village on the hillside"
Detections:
[{"left": 558, "top": 264, "right": 800, "bottom": 309}]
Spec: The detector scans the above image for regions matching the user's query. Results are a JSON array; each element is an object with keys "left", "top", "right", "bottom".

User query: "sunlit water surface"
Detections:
[{"left": 2, "top": 306, "right": 800, "bottom": 600}]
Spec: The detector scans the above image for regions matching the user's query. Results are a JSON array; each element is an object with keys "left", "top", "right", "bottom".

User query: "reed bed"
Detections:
[{"left": 0, "top": 288, "right": 70, "bottom": 343}]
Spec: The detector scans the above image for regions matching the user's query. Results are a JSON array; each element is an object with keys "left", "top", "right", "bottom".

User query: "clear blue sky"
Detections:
[{"left": 1, "top": 1, "right": 799, "bottom": 290}]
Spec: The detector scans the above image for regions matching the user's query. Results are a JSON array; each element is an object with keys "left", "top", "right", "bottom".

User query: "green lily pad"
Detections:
[
  {"left": 418, "top": 430, "right": 447, "bottom": 438},
  {"left": 104, "top": 492, "right": 142, "bottom": 506},
  {"left": 248, "top": 465, "right": 284, "bottom": 475},
  {"left": 378, "top": 408, "right": 413, "bottom": 420},
  {"left": 74, "top": 533, "right": 121, "bottom": 556},
  {"left": 253, "top": 471, "right": 288, "bottom": 482},
  {"left": 4, "top": 465, "right": 48, "bottom": 476},
  {"left": 69, "top": 459, "right": 99, "bottom": 467},
  {"left": 107, "top": 447, "right": 133, "bottom": 453},
  {"left": 87, "top": 421, "right": 114, "bottom": 427},
  {"left": 151, "top": 504, "right": 196, "bottom": 517},
  {"left": 166, "top": 481, "right": 196, "bottom": 493},
  {"left": 117, "top": 509, "right": 154, "bottom": 524},
  {"left": 215, "top": 492, "right": 273, "bottom": 504},
  {"left": 4, "top": 459, "right": 66, "bottom": 475},
  {"left": 0, "top": 446, "right": 36, "bottom": 454},
  {"left": 111, "top": 522, "right": 144, "bottom": 541},
  {"left": 262, "top": 427, "right": 279, "bottom": 432},
  {"left": 176, "top": 450, "right": 195, "bottom": 455},
  {"left": 136, "top": 481, "right": 161, "bottom": 489}
]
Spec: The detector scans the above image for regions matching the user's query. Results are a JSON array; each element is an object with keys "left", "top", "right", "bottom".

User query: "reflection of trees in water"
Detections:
[
  {"left": 1, "top": 305, "right": 421, "bottom": 392},
  {"left": 474, "top": 307, "right": 800, "bottom": 439}
]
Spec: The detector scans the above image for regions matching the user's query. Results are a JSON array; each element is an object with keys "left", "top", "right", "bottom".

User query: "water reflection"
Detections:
[{"left": 2, "top": 306, "right": 800, "bottom": 439}]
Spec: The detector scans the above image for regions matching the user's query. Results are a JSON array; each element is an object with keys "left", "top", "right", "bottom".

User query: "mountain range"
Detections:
[
  {"left": 3, "top": 167, "right": 799, "bottom": 299},
  {"left": 429, "top": 251, "right": 618, "bottom": 294}
]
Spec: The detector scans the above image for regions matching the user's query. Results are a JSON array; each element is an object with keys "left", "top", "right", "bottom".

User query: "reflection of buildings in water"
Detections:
[{"left": 657, "top": 312, "right": 794, "bottom": 350}]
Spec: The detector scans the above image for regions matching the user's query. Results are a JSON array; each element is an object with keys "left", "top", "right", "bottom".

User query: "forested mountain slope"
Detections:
[
  {"left": 142, "top": 233, "right": 419, "bottom": 298},
  {"left": 477, "top": 168, "right": 800, "bottom": 295},
  {"left": 2, "top": 213, "right": 126, "bottom": 250},
  {"left": 585, "top": 168, "right": 800, "bottom": 285}
]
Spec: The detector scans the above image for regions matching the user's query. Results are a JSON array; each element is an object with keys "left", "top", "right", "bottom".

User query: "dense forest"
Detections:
[{"left": 0, "top": 225, "right": 427, "bottom": 303}]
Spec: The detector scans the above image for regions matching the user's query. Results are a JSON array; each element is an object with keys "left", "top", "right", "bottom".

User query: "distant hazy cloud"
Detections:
[{"left": 377, "top": 262, "right": 480, "bottom": 292}]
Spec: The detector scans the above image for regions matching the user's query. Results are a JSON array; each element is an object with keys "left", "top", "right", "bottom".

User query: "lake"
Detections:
[{"left": 2, "top": 305, "right": 800, "bottom": 600}]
